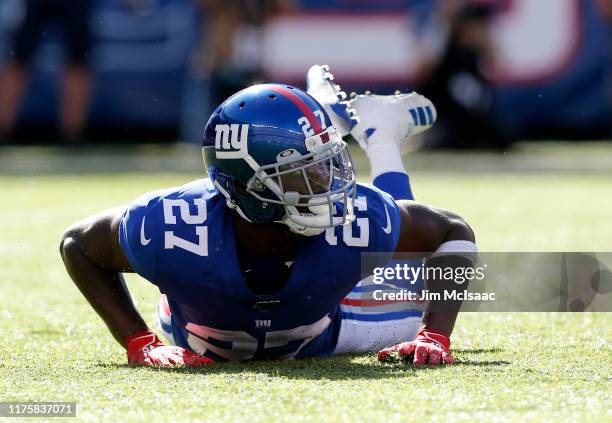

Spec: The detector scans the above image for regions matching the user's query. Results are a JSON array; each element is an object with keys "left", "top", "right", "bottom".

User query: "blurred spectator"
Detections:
[
  {"left": 197, "top": 0, "right": 293, "bottom": 106},
  {"left": 0, "top": 0, "right": 93, "bottom": 144},
  {"left": 180, "top": 0, "right": 294, "bottom": 142},
  {"left": 595, "top": 0, "right": 612, "bottom": 138},
  {"left": 418, "top": 0, "right": 513, "bottom": 149}
]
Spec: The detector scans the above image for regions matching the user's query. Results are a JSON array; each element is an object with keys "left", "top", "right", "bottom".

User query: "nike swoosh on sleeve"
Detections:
[
  {"left": 382, "top": 204, "right": 392, "bottom": 235},
  {"left": 140, "top": 216, "right": 151, "bottom": 245}
]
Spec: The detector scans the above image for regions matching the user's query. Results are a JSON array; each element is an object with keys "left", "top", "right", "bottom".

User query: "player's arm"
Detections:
[
  {"left": 380, "top": 200, "right": 476, "bottom": 365},
  {"left": 59, "top": 207, "right": 148, "bottom": 347},
  {"left": 59, "top": 207, "right": 213, "bottom": 367}
]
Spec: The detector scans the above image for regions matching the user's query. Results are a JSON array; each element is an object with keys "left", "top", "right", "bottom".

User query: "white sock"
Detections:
[{"left": 366, "top": 133, "right": 406, "bottom": 179}]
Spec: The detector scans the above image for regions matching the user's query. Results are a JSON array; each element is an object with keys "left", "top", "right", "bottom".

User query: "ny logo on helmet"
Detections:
[{"left": 215, "top": 124, "right": 249, "bottom": 159}]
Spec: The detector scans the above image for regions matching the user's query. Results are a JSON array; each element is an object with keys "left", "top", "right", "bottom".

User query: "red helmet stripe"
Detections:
[{"left": 267, "top": 86, "right": 323, "bottom": 134}]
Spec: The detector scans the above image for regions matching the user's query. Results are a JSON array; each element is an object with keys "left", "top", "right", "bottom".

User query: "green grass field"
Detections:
[{"left": 0, "top": 143, "right": 610, "bottom": 422}]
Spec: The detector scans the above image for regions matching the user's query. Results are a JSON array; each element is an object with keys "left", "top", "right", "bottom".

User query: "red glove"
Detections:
[
  {"left": 126, "top": 331, "right": 214, "bottom": 367},
  {"left": 377, "top": 329, "right": 454, "bottom": 365}
]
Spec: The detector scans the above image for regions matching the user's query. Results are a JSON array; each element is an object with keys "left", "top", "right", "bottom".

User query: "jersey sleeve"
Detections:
[
  {"left": 118, "top": 191, "right": 162, "bottom": 282},
  {"left": 365, "top": 187, "right": 402, "bottom": 254}
]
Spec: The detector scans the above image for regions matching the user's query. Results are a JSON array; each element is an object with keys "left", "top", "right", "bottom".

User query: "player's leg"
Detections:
[
  {"left": 155, "top": 295, "right": 214, "bottom": 356},
  {"left": 338, "top": 91, "right": 437, "bottom": 353},
  {"left": 333, "top": 259, "right": 427, "bottom": 355},
  {"left": 349, "top": 92, "right": 436, "bottom": 201},
  {"left": 306, "top": 65, "right": 436, "bottom": 201},
  {"left": 333, "top": 296, "right": 423, "bottom": 355},
  {"left": 154, "top": 294, "right": 177, "bottom": 345},
  {"left": 307, "top": 66, "right": 432, "bottom": 355}
]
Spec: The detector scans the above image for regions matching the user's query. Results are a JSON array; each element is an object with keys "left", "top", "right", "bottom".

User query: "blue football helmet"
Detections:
[{"left": 202, "top": 83, "right": 356, "bottom": 236}]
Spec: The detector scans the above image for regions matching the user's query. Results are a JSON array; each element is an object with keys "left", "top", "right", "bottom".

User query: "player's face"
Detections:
[
  {"left": 278, "top": 159, "right": 332, "bottom": 195},
  {"left": 249, "top": 141, "right": 356, "bottom": 226}
]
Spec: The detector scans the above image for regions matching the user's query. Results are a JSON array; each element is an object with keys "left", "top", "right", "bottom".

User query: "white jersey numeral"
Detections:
[
  {"left": 325, "top": 196, "right": 369, "bottom": 247},
  {"left": 164, "top": 226, "right": 208, "bottom": 257},
  {"left": 185, "top": 314, "right": 331, "bottom": 361},
  {"left": 162, "top": 198, "right": 208, "bottom": 256}
]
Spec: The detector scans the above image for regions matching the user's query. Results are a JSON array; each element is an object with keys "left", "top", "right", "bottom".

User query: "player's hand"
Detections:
[
  {"left": 126, "top": 331, "right": 214, "bottom": 367},
  {"left": 377, "top": 329, "right": 453, "bottom": 365}
]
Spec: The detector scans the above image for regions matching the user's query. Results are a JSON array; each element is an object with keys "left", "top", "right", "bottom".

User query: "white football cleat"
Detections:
[
  {"left": 306, "top": 65, "right": 359, "bottom": 137},
  {"left": 349, "top": 91, "right": 437, "bottom": 151}
]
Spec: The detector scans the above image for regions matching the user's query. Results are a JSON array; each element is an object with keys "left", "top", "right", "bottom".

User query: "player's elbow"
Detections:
[
  {"left": 444, "top": 212, "right": 475, "bottom": 244},
  {"left": 59, "top": 226, "right": 85, "bottom": 263}
]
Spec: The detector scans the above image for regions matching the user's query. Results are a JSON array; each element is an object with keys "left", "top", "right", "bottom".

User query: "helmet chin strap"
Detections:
[
  {"left": 280, "top": 201, "right": 333, "bottom": 237},
  {"left": 214, "top": 180, "right": 253, "bottom": 223},
  {"left": 277, "top": 192, "right": 358, "bottom": 236},
  {"left": 281, "top": 216, "right": 327, "bottom": 236}
]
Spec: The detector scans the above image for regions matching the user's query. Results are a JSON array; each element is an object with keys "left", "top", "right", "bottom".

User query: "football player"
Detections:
[{"left": 60, "top": 65, "right": 476, "bottom": 367}]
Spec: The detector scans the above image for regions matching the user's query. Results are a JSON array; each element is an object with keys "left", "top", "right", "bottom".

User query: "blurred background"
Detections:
[
  {"left": 1, "top": 5, "right": 611, "bottom": 406},
  {"left": 0, "top": 0, "right": 610, "bottom": 148}
]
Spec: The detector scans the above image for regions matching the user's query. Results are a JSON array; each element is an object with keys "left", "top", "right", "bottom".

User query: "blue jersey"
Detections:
[{"left": 119, "top": 179, "right": 401, "bottom": 361}]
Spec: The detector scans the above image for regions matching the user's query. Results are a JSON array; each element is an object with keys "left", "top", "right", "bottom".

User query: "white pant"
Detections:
[
  {"left": 332, "top": 278, "right": 423, "bottom": 354},
  {"left": 333, "top": 306, "right": 421, "bottom": 354}
]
